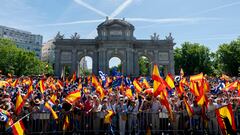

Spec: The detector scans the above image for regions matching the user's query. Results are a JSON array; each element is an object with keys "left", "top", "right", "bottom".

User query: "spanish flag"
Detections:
[
  {"left": 165, "top": 73, "right": 175, "bottom": 89},
  {"left": 125, "top": 87, "right": 133, "bottom": 99},
  {"left": 215, "top": 104, "right": 236, "bottom": 135},
  {"left": 45, "top": 102, "right": 58, "bottom": 120},
  {"left": 65, "top": 90, "right": 81, "bottom": 104},
  {"left": 104, "top": 110, "right": 114, "bottom": 124},
  {"left": 92, "top": 74, "right": 105, "bottom": 100},
  {"left": 183, "top": 98, "right": 193, "bottom": 117},
  {"left": 190, "top": 73, "right": 203, "bottom": 82},
  {"left": 24, "top": 84, "right": 33, "bottom": 100},
  {"left": 15, "top": 90, "right": 24, "bottom": 115},
  {"left": 142, "top": 78, "right": 150, "bottom": 89},
  {"left": 70, "top": 72, "right": 77, "bottom": 83},
  {"left": 57, "top": 80, "right": 63, "bottom": 89},
  {"left": 133, "top": 79, "right": 142, "bottom": 93},
  {"left": 11, "top": 119, "right": 25, "bottom": 135},
  {"left": 190, "top": 81, "right": 200, "bottom": 96},
  {"left": 159, "top": 92, "right": 173, "bottom": 121},
  {"left": 11, "top": 79, "right": 18, "bottom": 88},
  {"left": 152, "top": 64, "right": 166, "bottom": 97},
  {"left": 50, "top": 94, "right": 57, "bottom": 104},
  {"left": 63, "top": 115, "right": 70, "bottom": 131},
  {"left": 39, "top": 79, "right": 46, "bottom": 94},
  {"left": 225, "top": 81, "right": 238, "bottom": 91}
]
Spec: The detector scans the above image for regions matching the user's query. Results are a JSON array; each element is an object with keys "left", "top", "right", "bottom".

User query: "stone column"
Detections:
[
  {"left": 169, "top": 49, "right": 175, "bottom": 75},
  {"left": 126, "top": 48, "right": 133, "bottom": 75},
  {"left": 92, "top": 50, "right": 98, "bottom": 75},
  {"left": 98, "top": 48, "right": 104, "bottom": 73},
  {"left": 71, "top": 49, "right": 77, "bottom": 74},
  {"left": 54, "top": 49, "right": 61, "bottom": 77},
  {"left": 133, "top": 51, "right": 139, "bottom": 77}
]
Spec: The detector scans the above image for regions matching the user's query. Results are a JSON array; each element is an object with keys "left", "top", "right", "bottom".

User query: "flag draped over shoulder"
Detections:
[
  {"left": 215, "top": 104, "right": 237, "bottom": 135},
  {"left": 63, "top": 115, "right": 70, "bottom": 131},
  {"left": 65, "top": 90, "right": 81, "bottom": 104},
  {"left": 15, "top": 90, "right": 24, "bottom": 115},
  {"left": 104, "top": 110, "right": 114, "bottom": 124},
  {"left": 44, "top": 102, "right": 58, "bottom": 120},
  {"left": 11, "top": 119, "right": 25, "bottom": 135},
  {"left": 183, "top": 98, "right": 193, "bottom": 117}
]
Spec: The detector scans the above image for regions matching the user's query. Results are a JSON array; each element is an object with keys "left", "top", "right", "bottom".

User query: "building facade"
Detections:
[
  {"left": 53, "top": 18, "right": 175, "bottom": 77},
  {"left": 0, "top": 25, "right": 43, "bottom": 58}
]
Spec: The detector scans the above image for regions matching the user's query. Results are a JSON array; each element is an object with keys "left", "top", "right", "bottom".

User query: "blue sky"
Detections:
[{"left": 1, "top": 0, "right": 240, "bottom": 52}]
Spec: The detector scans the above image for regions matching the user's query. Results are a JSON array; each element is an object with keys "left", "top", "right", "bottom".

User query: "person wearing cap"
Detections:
[
  {"left": 192, "top": 100, "right": 202, "bottom": 130},
  {"left": 116, "top": 97, "right": 128, "bottom": 135},
  {"left": 92, "top": 98, "right": 102, "bottom": 135}
]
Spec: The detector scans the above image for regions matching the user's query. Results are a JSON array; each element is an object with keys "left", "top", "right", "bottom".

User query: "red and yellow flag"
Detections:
[
  {"left": 24, "top": 84, "right": 33, "bottom": 100},
  {"left": 159, "top": 92, "right": 173, "bottom": 121},
  {"left": 15, "top": 91, "right": 24, "bottom": 115},
  {"left": 152, "top": 64, "right": 166, "bottom": 97},
  {"left": 183, "top": 98, "right": 193, "bottom": 117},
  {"left": 56, "top": 80, "right": 63, "bottom": 89},
  {"left": 45, "top": 102, "right": 58, "bottom": 120},
  {"left": 11, "top": 79, "right": 18, "bottom": 88},
  {"left": 104, "top": 110, "right": 114, "bottom": 124},
  {"left": 50, "top": 94, "right": 57, "bottom": 104},
  {"left": 225, "top": 81, "right": 238, "bottom": 91},
  {"left": 125, "top": 87, "right": 133, "bottom": 99},
  {"left": 215, "top": 104, "right": 236, "bottom": 135},
  {"left": 11, "top": 119, "right": 25, "bottom": 135},
  {"left": 63, "top": 115, "right": 70, "bottom": 131},
  {"left": 65, "top": 90, "right": 81, "bottom": 104},
  {"left": 39, "top": 79, "right": 46, "bottom": 94},
  {"left": 165, "top": 73, "right": 175, "bottom": 89},
  {"left": 92, "top": 75, "right": 105, "bottom": 100},
  {"left": 190, "top": 73, "right": 203, "bottom": 82},
  {"left": 133, "top": 79, "right": 142, "bottom": 93},
  {"left": 142, "top": 78, "right": 150, "bottom": 89},
  {"left": 70, "top": 72, "right": 77, "bottom": 83}
]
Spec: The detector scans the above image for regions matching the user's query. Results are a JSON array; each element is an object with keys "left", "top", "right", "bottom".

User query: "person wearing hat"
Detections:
[{"left": 127, "top": 97, "right": 139, "bottom": 135}]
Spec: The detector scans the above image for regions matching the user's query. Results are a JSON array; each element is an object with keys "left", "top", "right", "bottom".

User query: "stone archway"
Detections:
[
  {"left": 108, "top": 56, "right": 122, "bottom": 75},
  {"left": 78, "top": 56, "right": 93, "bottom": 77},
  {"left": 138, "top": 56, "right": 151, "bottom": 76}
]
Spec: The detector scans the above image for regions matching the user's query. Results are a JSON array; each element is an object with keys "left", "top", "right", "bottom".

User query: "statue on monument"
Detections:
[
  {"left": 165, "top": 33, "right": 174, "bottom": 41},
  {"left": 54, "top": 31, "right": 64, "bottom": 40},
  {"left": 151, "top": 32, "right": 159, "bottom": 41},
  {"left": 71, "top": 32, "right": 80, "bottom": 40}
]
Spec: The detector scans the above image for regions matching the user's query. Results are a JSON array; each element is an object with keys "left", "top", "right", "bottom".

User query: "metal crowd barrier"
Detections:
[{"left": 0, "top": 111, "right": 240, "bottom": 135}]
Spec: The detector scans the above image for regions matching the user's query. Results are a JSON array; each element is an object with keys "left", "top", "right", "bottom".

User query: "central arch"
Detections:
[
  {"left": 78, "top": 56, "right": 93, "bottom": 77},
  {"left": 108, "top": 56, "right": 122, "bottom": 75}
]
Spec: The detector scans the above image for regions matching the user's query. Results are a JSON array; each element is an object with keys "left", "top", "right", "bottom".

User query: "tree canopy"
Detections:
[
  {"left": 0, "top": 38, "right": 53, "bottom": 76},
  {"left": 174, "top": 42, "right": 213, "bottom": 75},
  {"left": 215, "top": 38, "right": 240, "bottom": 76}
]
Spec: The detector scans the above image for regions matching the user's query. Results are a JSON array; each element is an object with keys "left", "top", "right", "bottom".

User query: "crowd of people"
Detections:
[{"left": 0, "top": 71, "right": 239, "bottom": 135}]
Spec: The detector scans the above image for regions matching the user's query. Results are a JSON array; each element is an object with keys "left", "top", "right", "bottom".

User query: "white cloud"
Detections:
[
  {"left": 73, "top": 0, "right": 108, "bottom": 17},
  {"left": 189, "top": 1, "right": 240, "bottom": 16},
  {"left": 110, "top": 0, "right": 133, "bottom": 18},
  {"left": 127, "top": 17, "right": 221, "bottom": 23},
  {"left": 33, "top": 19, "right": 104, "bottom": 27}
]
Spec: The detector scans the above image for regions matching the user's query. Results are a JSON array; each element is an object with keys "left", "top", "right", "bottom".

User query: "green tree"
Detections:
[
  {"left": 138, "top": 56, "right": 150, "bottom": 76},
  {"left": 0, "top": 38, "right": 53, "bottom": 76},
  {"left": 174, "top": 42, "right": 213, "bottom": 75},
  {"left": 215, "top": 38, "right": 240, "bottom": 76}
]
